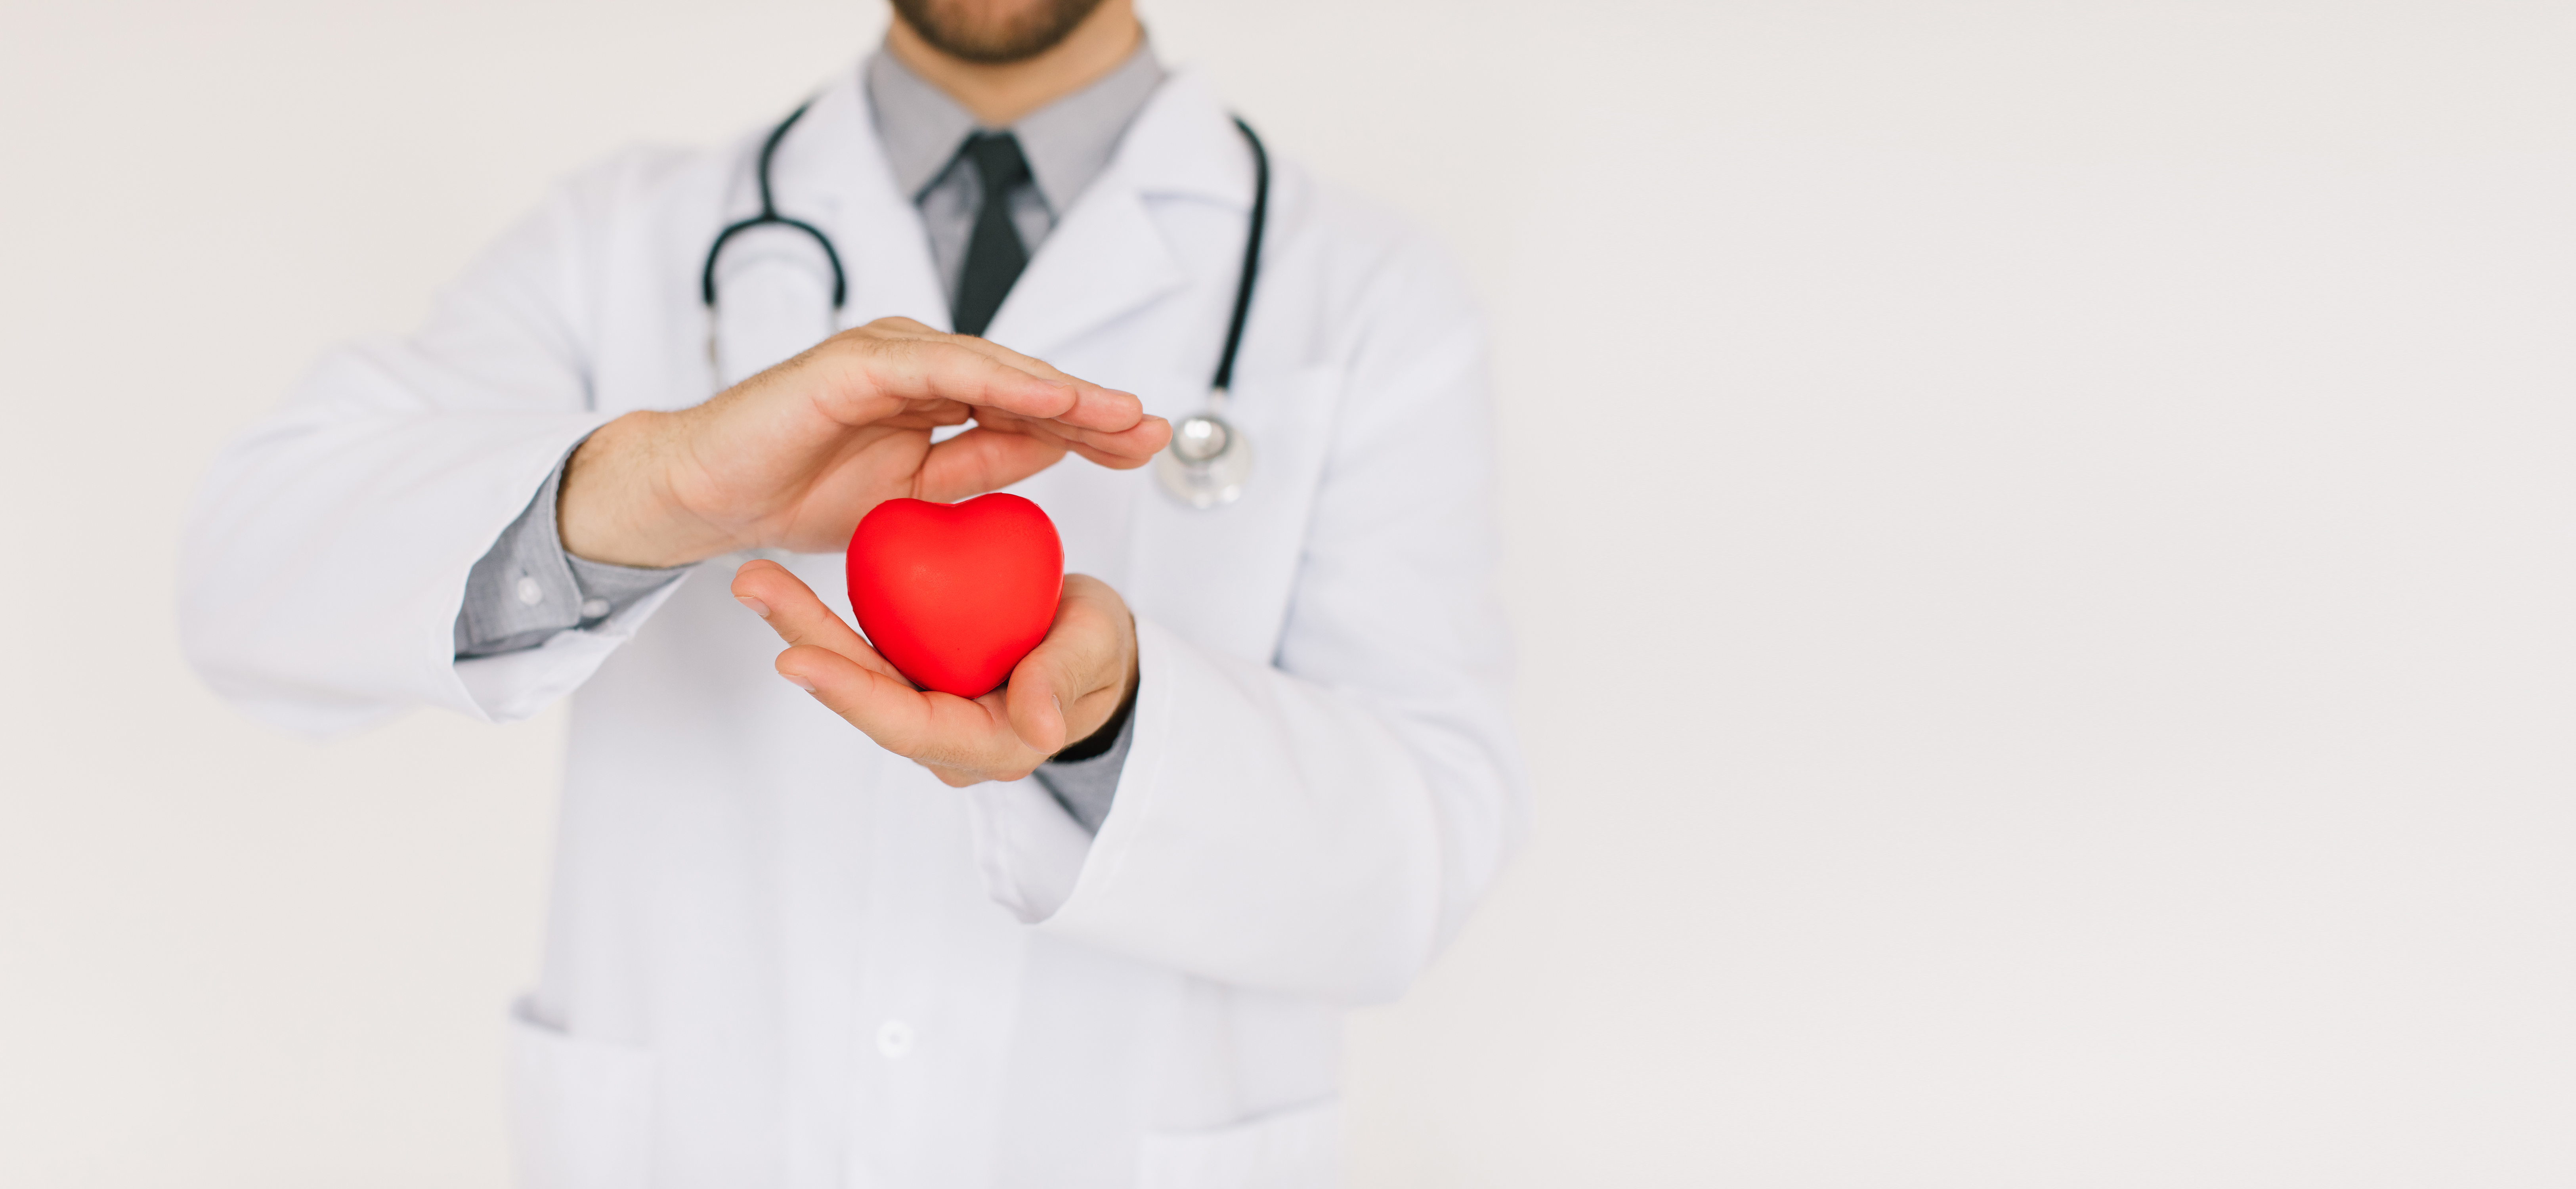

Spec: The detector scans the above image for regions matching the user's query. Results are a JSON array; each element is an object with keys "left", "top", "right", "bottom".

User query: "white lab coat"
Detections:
[{"left": 180, "top": 64, "right": 1524, "bottom": 1189}]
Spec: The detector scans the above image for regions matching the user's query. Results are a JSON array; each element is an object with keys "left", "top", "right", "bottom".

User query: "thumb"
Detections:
[
  {"left": 913, "top": 426, "right": 1067, "bottom": 504},
  {"left": 1001, "top": 575, "right": 1131, "bottom": 757},
  {"left": 1003, "top": 647, "right": 1074, "bottom": 757}
]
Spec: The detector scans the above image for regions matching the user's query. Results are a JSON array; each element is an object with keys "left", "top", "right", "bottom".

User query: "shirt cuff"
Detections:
[
  {"left": 1030, "top": 685, "right": 1137, "bottom": 835},
  {"left": 452, "top": 450, "right": 686, "bottom": 659}
]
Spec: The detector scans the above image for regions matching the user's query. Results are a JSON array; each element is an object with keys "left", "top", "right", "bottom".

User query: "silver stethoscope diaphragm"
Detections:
[{"left": 1154, "top": 397, "right": 1254, "bottom": 509}]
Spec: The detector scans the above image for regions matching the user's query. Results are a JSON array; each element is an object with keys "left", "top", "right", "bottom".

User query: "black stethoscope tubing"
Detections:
[
  {"left": 700, "top": 100, "right": 1270, "bottom": 398},
  {"left": 702, "top": 102, "right": 847, "bottom": 311}
]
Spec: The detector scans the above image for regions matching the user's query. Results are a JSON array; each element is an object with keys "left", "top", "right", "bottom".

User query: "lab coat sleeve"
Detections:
[
  {"left": 1033, "top": 230, "right": 1530, "bottom": 1005},
  {"left": 178, "top": 152, "right": 680, "bottom": 737}
]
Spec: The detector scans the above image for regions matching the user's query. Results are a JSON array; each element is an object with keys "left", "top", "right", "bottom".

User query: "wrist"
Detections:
[{"left": 559, "top": 411, "right": 728, "bottom": 568}]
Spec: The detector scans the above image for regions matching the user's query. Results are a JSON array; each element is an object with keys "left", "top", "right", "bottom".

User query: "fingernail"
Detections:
[
  {"left": 736, "top": 596, "right": 771, "bottom": 618},
  {"left": 781, "top": 672, "right": 815, "bottom": 691}
]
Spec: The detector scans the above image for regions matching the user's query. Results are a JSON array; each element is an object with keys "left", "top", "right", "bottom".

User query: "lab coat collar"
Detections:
[
  {"left": 773, "top": 63, "right": 1256, "bottom": 358},
  {"left": 1102, "top": 67, "right": 1259, "bottom": 210},
  {"left": 981, "top": 67, "right": 1256, "bottom": 359}
]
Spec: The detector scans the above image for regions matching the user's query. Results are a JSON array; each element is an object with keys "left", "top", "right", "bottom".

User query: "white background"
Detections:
[{"left": 3, "top": 0, "right": 2571, "bottom": 1185}]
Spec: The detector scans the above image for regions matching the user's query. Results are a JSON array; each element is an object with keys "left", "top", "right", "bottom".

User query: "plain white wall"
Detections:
[{"left": 4, "top": 1, "right": 2570, "bottom": 1185}]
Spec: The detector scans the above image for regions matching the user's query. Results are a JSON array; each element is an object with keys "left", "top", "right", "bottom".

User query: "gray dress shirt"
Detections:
[
  {"left": 868, "top": 46, "right": 1166, "bottom": 300},
  {"left": 451, "top": 43, "right": 1165, "bottom": 832}
]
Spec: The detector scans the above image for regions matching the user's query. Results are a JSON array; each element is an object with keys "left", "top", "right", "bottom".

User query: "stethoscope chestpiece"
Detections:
[
  {"left": 1155, "top": 399, "right": 1254, "bottom": 509},
  {"left": 1154, "top": 116, "right": 1270, "bottom": 511}
]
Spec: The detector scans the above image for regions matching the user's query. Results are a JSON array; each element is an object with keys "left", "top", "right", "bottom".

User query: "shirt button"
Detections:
[
  {"left": 579, "top": 597, "right": 611, "bottom": 619},
  {"left": 514, "top": 576, "right": 543, "bottom": 606},
  {"left": 876, "top": 1019, "right": 915, "bottom": 1060}
]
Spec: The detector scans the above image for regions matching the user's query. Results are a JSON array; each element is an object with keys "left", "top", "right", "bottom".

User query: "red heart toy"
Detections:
[{"left": 845, "top": 493, "right": 1064, "bottom": 698}]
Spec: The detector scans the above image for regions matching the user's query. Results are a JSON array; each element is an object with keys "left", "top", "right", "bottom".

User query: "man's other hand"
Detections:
[
  {"left": 559, "top": 317, "right": 1170, "bottom": 568},
  {"left": 729, "top": 559, "right": 1141, "bottom": 787}
]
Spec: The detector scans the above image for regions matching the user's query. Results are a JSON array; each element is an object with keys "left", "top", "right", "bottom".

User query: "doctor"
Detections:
[{"left": 180, "top": 0, "right": 1525, "bottom": 1184}]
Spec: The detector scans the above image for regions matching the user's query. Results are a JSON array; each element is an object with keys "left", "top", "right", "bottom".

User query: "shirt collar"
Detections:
[{"left": 865, "top": 41, "right": 1168, "bottom": 216}]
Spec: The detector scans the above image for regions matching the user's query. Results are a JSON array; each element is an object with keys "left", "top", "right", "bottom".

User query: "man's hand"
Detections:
[
  {"left": 560, "top": 317, "right": 1170, "bottom": 568},
  {"left": 730, "top": 559, "right": 1140, "bottom": 787}
]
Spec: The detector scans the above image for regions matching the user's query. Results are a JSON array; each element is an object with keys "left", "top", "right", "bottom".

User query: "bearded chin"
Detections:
[{"left": 891, "top": 0, "right": 1112, "bottom": 65}]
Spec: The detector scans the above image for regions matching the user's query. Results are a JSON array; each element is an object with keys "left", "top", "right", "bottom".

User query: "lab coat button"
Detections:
[
  {"left": 579, "top": 597, "right": 610, "bottom": 619},
  {"left": 876, "top": 1019, "right": 915, "bottom": 1059},
  {"left": 515, "top": 576, "right": 543, "bottom": 606}
]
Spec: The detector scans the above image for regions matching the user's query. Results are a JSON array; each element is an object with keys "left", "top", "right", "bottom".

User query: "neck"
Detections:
[{"left": 886, "top": 0, "right": 1144, "bottom": 127}]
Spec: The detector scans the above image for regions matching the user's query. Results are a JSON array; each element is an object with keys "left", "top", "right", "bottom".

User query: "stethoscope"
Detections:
[{"left": 702, "top": 101, "right": 1268, "bottom": 510}]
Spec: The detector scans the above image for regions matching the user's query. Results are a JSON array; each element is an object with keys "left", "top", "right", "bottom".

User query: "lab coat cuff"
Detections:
[
  {"left": 1034, "top": 616, "right": 1445, "bottom": 1000},
  {"left": 1030, "top": 698, "right": 1135, "bottom": 834},
  {"left": 453, "top": 575, "right": 693, "bottom": 723},
  {"left": 1038, "top": 614, "right": 1182, "bottom": 928},
  {"left": 963, "top": 778, "right": 1097, "bottom": 923},
  {"left": 416, "top": 412, "right": 650, "bottom": 725},
  {"left": 455, "top": 446, "right": 690, "bottom": 659},
  {"left": 188, "top": 407, "right": 620, "bottom": 736}
]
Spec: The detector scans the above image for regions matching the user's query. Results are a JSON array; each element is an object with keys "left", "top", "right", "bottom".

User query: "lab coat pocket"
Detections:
[
  {"left": 1136, "top": 1097, "right": 1343, "bottom": 1189},
  {"left": 506, "top": 998, "right": 654, "bottom": 1189}
]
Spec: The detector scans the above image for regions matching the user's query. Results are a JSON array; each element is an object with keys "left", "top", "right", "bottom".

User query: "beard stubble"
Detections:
[{"left": 890, "top": 0, "right": 1113, "bottom": 64}]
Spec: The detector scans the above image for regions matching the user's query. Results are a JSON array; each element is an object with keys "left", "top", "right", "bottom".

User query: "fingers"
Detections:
[
  {"left": 734, "top": 558, "right": 1051, "bottom": 781},
  {"left": 1003, "top": 575, "right": 1137, "bottom": 757},
  {"left": 772, "top": 642, "right": 943, "bottom": 755},
  {"left": 971, "top": 407, "right": 1173, "bottom": 469},
  {"left": 826, "top": 320, "right": 1149, "bottom": 435},
  {"left": 874, "top": 400, "right": 976, "bottom": 430},
  {"left": 772, "top": 639, "right": 1034, "bottom": 774},
  {"left": 910, "top": 427, "right": 1068, "bottom": 504},
  {"left": 1061, "top": 415, "right": 1173, "bottom": 468},
  {"left": 730, "top": 560, "right": 905, "bottom": 682},
  {"left": 797, "top": 653, "right": 1050, "bottom": 779}
]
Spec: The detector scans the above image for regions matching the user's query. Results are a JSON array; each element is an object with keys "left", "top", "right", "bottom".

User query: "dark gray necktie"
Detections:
[{"left": 952, "top": 132, "right": 1032, "bottom": 338}]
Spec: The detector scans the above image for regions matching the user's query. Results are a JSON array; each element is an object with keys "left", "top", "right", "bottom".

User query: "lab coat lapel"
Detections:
[
  {"left": 978, "top": 70, "right": 1253, "bottom": 361},
  {"left": 980, "top": 178, "right": 1181, "bottom": 361}
]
